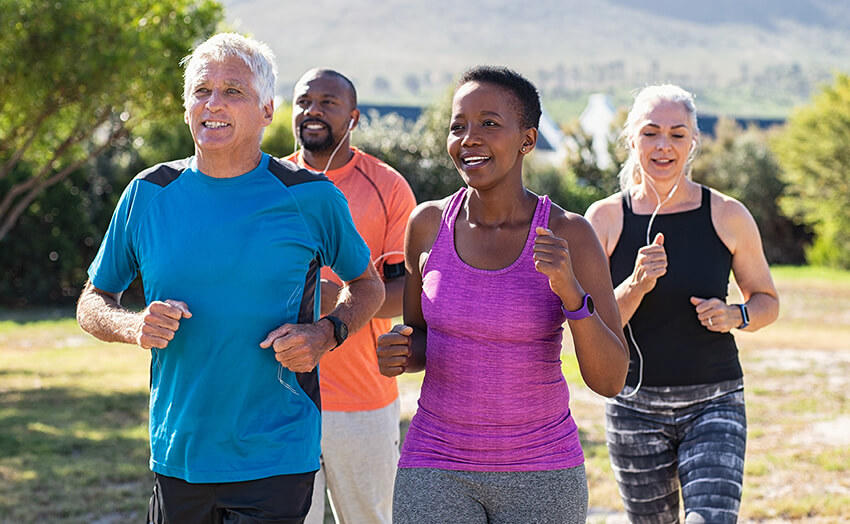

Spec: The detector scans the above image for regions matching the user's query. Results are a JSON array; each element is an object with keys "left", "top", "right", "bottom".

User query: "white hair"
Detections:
[
  {"left": 617, "top": 84, "right": 700, "bottom": 192},
  {"left": 181, "top": 32, "right": 277, "bottom": 110}
]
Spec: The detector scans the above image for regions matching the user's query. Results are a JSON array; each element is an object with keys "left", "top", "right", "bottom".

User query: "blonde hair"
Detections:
[
  {"left": 618, "top": 84, "right": 700, "bottom": 192},
  {"left": 181, "top": 32, "right": 277, "bottom": 110}
]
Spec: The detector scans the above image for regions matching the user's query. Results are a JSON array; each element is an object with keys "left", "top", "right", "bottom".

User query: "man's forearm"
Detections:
[
  {"left": 329, "top": 267, "right": 385, "bottom": 334},
  {"left": 374, "top": 276, "right": 404, "bottom": 319},
  {"left": 76, "top": 281, "right": 140, "bottom": 345}
]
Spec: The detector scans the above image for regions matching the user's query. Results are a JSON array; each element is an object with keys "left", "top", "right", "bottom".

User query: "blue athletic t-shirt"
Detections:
[{"left": 88, "top": 153, "right": 371, "bottom": 483}]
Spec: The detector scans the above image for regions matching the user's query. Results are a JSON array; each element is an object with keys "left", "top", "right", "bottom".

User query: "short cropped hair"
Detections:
[
  {"left": 181, "top": 32, "right": 277, "bottom": 110},
  {"left": 457, "top": 66, "right": 541, "bottom": 130},
  {"left": 306, "top": 69, "right": 358, "bottom": 107},
  {"left": 618, "top": 84, "right": 700, "bottom": 192}
]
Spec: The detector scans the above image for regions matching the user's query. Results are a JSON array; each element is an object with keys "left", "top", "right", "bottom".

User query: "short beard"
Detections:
[{"left": 298, "top": 122, "right": 336, "bottom": 153}]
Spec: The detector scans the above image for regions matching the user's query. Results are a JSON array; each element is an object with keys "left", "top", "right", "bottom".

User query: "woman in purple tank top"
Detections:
[{"left": 376, "top": 66, "right": 629, "bottom": 524}]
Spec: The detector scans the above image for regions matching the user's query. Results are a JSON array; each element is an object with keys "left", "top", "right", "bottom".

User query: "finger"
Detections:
[
  {"left": 690, "top": 296, "right": 705, "bottom": 306},
  {"left": 260, "top": 324, "right": 294, "bottom": 348},
  {"left": 391, "top": 324, "right": 414, "bottom": 336},
  {"left": 535, "top": 226, "right": 553, "bottom": 237},
  {"left": 377, "top": 344, "right": 411, "bottom": 358},
  {"left": 377, "top": 334, "right": 411, "bottom": 349},
  {"left": 139, "top": 333, "right": 171, "bottom": 350},
  {"left": 150, "top": 301, "right": 187, "bottom": 320},
  {"left": 164, "top": 300, "right": 192, "bottom": 318},
  {"left": 652, "top": 232, "right": 664, "bottom": 246},
  {"left": 143, "top": 310, "right": 180, "bottom": 332},
  {"left": 379, "top": 364, "right": 406, "bottom": 378}
]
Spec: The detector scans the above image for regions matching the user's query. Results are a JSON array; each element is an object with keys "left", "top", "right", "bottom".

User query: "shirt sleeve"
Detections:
[
  {"left": 381, "top": 174, "right": 417, "bottom": 271},
  {"left": 87, "top": 180, "right": 141, "bottom": 293},
  {"left": 310, "top": 182, "right": 371, "bottom": 283}
]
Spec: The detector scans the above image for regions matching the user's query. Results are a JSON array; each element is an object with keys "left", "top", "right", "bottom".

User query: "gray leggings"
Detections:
[
  {"left": 606, "top": 379, "right": 747, "bottom": 524},
  {"left": 392, "top": 465, "right": 587, "bottom": 524}
]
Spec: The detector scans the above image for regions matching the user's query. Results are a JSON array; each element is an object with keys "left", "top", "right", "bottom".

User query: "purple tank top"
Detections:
[{"left": 399, "top": 187, "right": 584, "bottom": 472}]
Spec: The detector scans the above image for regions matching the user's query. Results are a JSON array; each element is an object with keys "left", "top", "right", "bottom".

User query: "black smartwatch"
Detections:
[
  {"left": 321, "top": 315, "right": 349, "bottom": 350},
  {"left": 736, "top": 303, "right": 750, "bottom": 329}
]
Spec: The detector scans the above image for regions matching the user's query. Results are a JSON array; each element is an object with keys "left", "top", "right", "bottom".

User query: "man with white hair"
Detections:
[{"left": 76, "top": 33, "right": 384, "bottom": 523}]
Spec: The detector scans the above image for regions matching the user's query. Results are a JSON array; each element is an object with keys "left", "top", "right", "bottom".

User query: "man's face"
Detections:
[
  {"left": 292, "top": 73, "right": 356, "bottom": 153},
  {"left": 184, "top": 55, "right": 273, "bottom": 156}
]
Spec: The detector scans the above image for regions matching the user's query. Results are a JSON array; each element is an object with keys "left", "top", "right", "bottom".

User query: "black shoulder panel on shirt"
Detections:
[
  {"left": 136, "top": 158, "right": 192, "bottom": 187},
  {"left": 268, "top": 157, "right": 330, "bottom": 187}
]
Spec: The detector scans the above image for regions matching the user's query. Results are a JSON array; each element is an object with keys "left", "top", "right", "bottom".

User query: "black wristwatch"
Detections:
[{"left": 321, "top": 315, "right": 349, "bottom": 350}]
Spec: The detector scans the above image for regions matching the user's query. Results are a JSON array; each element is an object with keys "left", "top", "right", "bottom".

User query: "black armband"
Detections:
[{"left": 383, "top": 261, "right": 405, "bottom": 280}]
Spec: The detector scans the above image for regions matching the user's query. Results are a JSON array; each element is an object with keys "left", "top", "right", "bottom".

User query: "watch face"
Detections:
[
  {"left": 337, "top": 320, "right": 349, "bottom": 342},
  {"left": 586, "top": 295, "right": 595, "bottom": 315}
]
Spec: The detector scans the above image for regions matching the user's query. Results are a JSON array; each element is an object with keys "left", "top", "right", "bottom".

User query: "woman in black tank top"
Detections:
[{"left": 586, "top": 85, "right": 779, "bottom": 524}]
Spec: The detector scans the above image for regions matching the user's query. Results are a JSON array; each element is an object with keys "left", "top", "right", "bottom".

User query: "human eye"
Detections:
[
  {"left": 449, "top": 121, "right": 465, "bottom": 132},
  {"left": 194, "top": 86, "right": 210, "bottom": 95},
  {"left": 483, "top": 119, "right": 499, "bottom": 127},
  {"left": 226, "top": 87, "right": 242, "bottom": 95}
]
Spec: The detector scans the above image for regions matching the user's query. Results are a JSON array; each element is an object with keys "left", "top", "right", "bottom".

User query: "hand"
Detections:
[
  {"left": 136, "top": 300, "right": 192, "bottom": 349},
  {"left": 376, "top": 324, "right": 413, "bottom": 377},
  {"left": 533, "top": 227, "right": 584, "bottom": 308},
  {"left": 631, "top": 233, "right": 667, "bottom": 295},
  {"left": 259, "top": 320, "right": 335, "bottom": 373},
  {"left": 690, "top": 296, "right": 737, "bottom": 332},
  {"left": 320, "top": 279, "right": 342, "bottom": 316}
]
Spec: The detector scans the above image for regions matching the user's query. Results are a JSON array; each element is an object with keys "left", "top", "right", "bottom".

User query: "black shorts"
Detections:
[{"left": 147, "top": 471, "right": 316, "bottom": 524}]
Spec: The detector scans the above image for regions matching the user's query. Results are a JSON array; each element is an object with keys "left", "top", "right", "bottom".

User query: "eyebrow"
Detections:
[{"left": 645, "top": 123, "right": 689, "bottom": 130}]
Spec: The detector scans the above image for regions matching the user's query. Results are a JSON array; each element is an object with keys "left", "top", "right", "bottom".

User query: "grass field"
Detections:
[{"left": 1, "top": 265, "right": 849, "bottom": 523}]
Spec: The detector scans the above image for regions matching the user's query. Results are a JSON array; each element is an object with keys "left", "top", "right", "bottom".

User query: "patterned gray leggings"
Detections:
[{"left": 606, "top": 379, "right": 746, "bottom": 524}]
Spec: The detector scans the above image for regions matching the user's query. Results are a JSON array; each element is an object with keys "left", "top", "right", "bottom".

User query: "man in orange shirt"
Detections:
[{"left": 287, "top": 68, "right": 416, "bottom": 524}]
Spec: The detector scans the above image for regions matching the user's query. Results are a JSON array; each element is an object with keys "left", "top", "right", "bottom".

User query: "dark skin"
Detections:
[
  {"left": 376, "top": 81, "right": 628, "bottom": 397},
  {"left": 292, "top": 69, "right": 404, "bottom": 319}
]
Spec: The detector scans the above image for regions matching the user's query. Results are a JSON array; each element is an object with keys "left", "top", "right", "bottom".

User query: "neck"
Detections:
[
  {"left": 465, "top": 179, "right": 536, "bottom": 227},
  {"left": 301, "top": 140, "right": 354, "bottom": 172},
  {"left": 634, "top": 175, "right": 698, "bottom": 210},
  {"left": 195, "top": 148, "right": 263, "bottom": 178}
]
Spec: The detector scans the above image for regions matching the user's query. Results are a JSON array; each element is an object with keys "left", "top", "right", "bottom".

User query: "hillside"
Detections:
[{"left": 223, "top": 0, "right": 850, "bottom": 119}]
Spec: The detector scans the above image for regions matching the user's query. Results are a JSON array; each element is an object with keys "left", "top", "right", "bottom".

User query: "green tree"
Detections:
[
  {"left": 693, "top": 118, "right": 808, "bottom": 264},
  {"left": 261, "top": 104, "right": 296, "bottom": 158},
  {"left": 0, "top": 0, "right": 223, "bottom": 241},
  {"left": 353, "top": 89, "right": 460, "bottom": 202},
  {"left": 773, "top": 74, "right": 850, "bottom": 267}
]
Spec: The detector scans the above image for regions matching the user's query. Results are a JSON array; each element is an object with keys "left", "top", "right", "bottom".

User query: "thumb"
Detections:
[
  {"left": 689, "top": 296, "right": 704, "bottom": 306},
  {"left": 653, "top": 232, "right": 664, "bottom": 246},
  {"left": 535, "top": 226, "right": 553, "bottom": 237},
  {"left": 260, "top": 325, "right": 291, "bottom": 348},
  {"left": 392, "top": 324, "right": 414, "bottom": 336}
]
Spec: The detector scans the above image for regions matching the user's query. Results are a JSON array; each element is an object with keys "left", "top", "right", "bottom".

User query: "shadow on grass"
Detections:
[{"left": 0, "top": 387, "right": 152, "bottom": 523}]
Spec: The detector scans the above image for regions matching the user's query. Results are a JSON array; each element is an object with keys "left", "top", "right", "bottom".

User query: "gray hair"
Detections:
[
  {"left": 181, "top": 33, "right": 277, "bottom": 110},
  {"left": 617, "top": 84, "right": 700, "bottom": 192}
]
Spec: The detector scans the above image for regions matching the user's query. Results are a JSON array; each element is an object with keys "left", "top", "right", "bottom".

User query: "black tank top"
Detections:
[{"left": 610, "top": 186, "right": 742, "bottom": 387}]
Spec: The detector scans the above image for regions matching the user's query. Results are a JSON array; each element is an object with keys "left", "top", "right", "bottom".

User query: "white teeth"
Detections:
[
  {"left": 305, "top": 123, "right": 325, "bottom": 130},
  {"left": 204, "top": 121, "right": 229, "bottom": 128},
  {"left": 463, "top": 156, "right": 489, "bottom": 165}
]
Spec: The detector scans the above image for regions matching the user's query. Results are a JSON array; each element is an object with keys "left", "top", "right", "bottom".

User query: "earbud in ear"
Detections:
[{"left": 348, "top": 119, "right": 355, "bottom": 131}]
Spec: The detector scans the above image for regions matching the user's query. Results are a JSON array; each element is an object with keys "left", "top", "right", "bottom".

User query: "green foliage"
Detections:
[
  {"left": 261, "top": 104, "right": 296, "bottom": 157},
  {"left": 353, "top": 89, "right": 461, "bottom": 202},
  {"left": 0, "top": 0, "right": 223, "bottom": 240},
  {"left": 692, "top": 118, "right": 808, "bottom": 264},
  {"left": 773, "top": 74, "right": 850, "bottom": 268},
  {"left": 0, "top": 0, "right": 222, "bottom": 304}
]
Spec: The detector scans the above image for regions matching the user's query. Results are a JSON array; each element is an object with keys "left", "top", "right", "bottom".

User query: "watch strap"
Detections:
[
  {"left": 737, "top": 303, "right": 750, "bottom": 329},
  {"left": 321, "top": 315, "right": 348, "bottom": 350},
  {"left": 562, "top": 293, "right": 594, "bottom": 320}
]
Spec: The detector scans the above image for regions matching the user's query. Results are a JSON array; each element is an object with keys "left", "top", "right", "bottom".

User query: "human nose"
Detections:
[
  {"left": 205, "top": 88, "right": 224, "bottom": 111},
  {"left": 304, "top": 100, "right": 322, "bottom": 117},
  {"left": 460, "top": 125, "right": 481, "bottom": 147}
]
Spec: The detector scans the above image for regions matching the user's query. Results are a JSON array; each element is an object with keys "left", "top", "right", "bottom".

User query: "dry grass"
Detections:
[
  {"left": 399, "top": 265, "right": 850, "bottom": 523},
  {"left": 1, "top": 265, "right": 849, "bottom": 522}
]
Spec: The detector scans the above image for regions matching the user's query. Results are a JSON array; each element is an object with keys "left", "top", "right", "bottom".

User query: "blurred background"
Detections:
[{"left": 2, "top": 1, "right": 850, "bottom": 522}]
